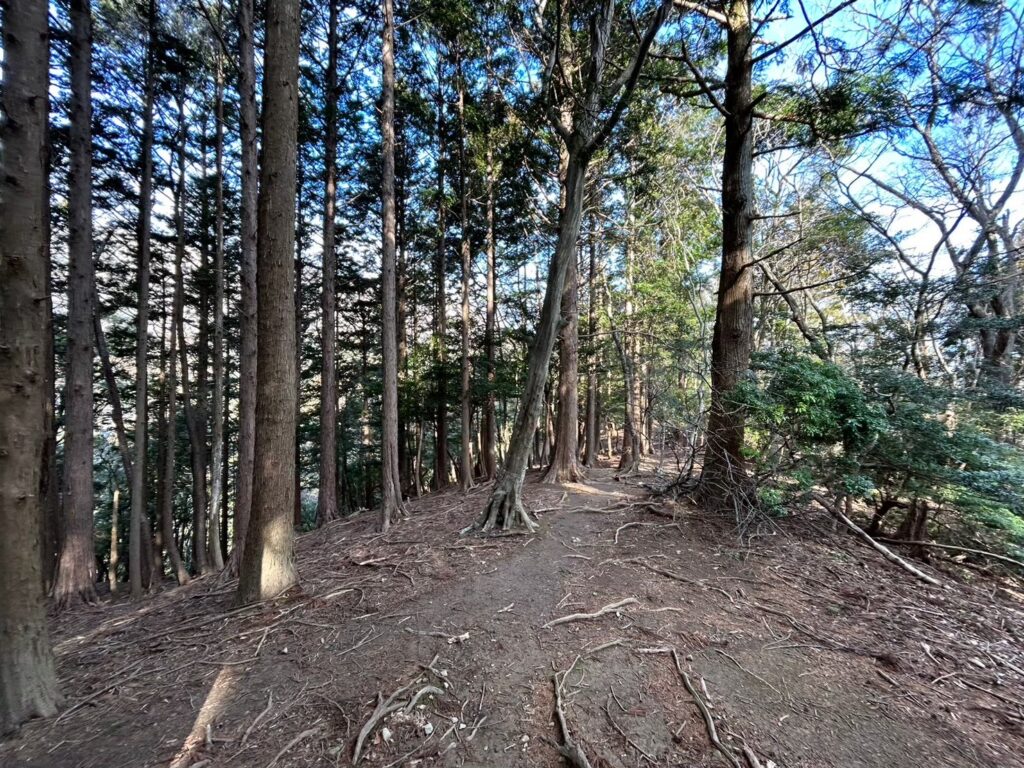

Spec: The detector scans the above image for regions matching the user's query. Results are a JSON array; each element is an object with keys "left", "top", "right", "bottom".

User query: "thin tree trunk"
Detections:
[
  {"left": 227, "top": 0, "right": 258, "bottom": 576},
  {"left": 583, "top": 219, "right": 599, "bottom": 467},
  {"left": 160, "top": 296, "right": 189, "bottom": 586},
  {"left": 317, "top": 0, "right": 339, "bottom": 526},
  {"left": 0, "top": 0, "right": 62, "bottom": 728},
  {"left": 208, "top": 49, "right": 226, "bottom": 572},
  {"left": 456, "top": 55, "right": 475, "bottom": 490},
  {"left": 433, "top": 60, "right": 449, "bottom": 490},
  {"left": 483, "top": 144, "right": 498, "bottom": 480},
  {"left": 129, "top": 0, "right": 158, "bottom": 599},
  {"left": 109, "top": 487, "right": 120, "bottom": 593},
  {"left": 236, "top": 0, "right": 301, "bottom": 603},
  {"left": 54, "top": 0, "right": 98, "bottom": 607},
  {"left": 379, "top": 0, "right": 406, "bottom": 531},
  {"left": 171, "top": 80, "right": 210, "bottom": 577},
  {"left": 702, "top": 0, "right": 755, "bottom": 507}
]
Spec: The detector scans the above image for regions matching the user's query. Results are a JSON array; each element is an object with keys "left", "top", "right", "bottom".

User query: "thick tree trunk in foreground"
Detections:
[
  {"left": 227, "top": 0, "right": 259, "bottom": 575},
  {"left": 54, "top": 0, "right": 98, "bottom": 607},
  {"left": 317, "top": 0, "right": 339, "bottom": 526},
  {"left": 379, "top": 0, "right": 406, "bottom": 531},
  {"left": 236, "top": 0, "right": 301, "bottom": 603},
  {"left": 0, "top": 0, "right": 62, "bottom": 730},
  {"left": 543, "top": 247, "right": 583, "bottom": 483},
  {"left": 702, "top": 0, "right": 755, "bottom": 507},
  {"left": 130, "top": 0, "right": 158, "bottom": 599}
]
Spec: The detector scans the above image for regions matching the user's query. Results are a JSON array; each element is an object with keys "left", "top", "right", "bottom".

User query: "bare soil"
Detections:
[{"left": 3, "top": 463, "right": 1023, "bottom": 768}]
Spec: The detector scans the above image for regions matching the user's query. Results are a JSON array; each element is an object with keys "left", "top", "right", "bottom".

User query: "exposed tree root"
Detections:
[
  {"left": 551, "top": 658, "right": 594, "bottom": 768},
  {"left": 471, "top": 479, "right": 538, "bottom": 534},
  {"left": 877, "top": 538, "right": 1024, "bottom": 570},
  {"left": 543, "top": 597, "right": 639, "bottom": 629}
]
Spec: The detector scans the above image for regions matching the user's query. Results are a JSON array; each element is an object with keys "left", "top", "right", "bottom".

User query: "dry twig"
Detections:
[{"left": 543, "top": 597, "right": 639, "bottom": 629}]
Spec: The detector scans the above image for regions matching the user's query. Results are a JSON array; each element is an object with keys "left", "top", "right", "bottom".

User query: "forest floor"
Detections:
[{"left": 3, "top": 461, "right": 1024, "bottom": 768}]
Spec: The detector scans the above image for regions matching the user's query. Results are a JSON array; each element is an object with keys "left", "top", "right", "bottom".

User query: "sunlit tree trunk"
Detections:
[
  {"left": 456, "top": 54, "right": 475, "bottom": 490},
  {"left": 237, "top": 0, "right": 301, "bottom": 603}
]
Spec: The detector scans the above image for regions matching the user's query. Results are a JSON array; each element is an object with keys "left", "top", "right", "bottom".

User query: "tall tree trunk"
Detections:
[
  {"left": 317, "top": 0, "right": 339, "bottom": 526},
  {"left": 433, "top": 61, "right": 449, "bottom": 490},
  {"left": 160, "top": 290, "right": 189, "bottom": 586},
  {"left": 208, "top": 49, "right": 226, "bottom": 572},
  {"left": 456, "top": 56, "right": 475, "bottom": 490},
  {"left": 236, "top": 0, "right": 301, "bottom": 603},
  {"left": 618, "top": 209, "right": 642, "bottom": 473},
  {"left": 130, "top": 0, "right": 158, "bottom": 599},
  {"left": 228, "top": 0, "right": 258, "bottom": 576},
  {"left": 379, "top": 0, "right": 406, "bottom": 530},
  {"left": 702, "top": 0, "right": 755, "bottom": 507},
  {"left": 483, "top": 144, "right": 498, "bottom": 480},
  {"left": 0, "top": 0, "right": 62, "bottom": 729},
  {"left": 583, "top": 219, "right": 599, "bottom": 467},
  {"left": 543, "top": 246, "right": 583, "bottom": 483},
  {"left": 54, "top": 0, "right": 98, "bottom": 607},
  {"left": 172, "top": 81, "right": 210, "bottom": 577}
]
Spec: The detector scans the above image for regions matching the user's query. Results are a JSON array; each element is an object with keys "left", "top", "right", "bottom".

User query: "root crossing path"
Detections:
[{"left": 3, "top": 466, "right": 1022, "bottom": 767}]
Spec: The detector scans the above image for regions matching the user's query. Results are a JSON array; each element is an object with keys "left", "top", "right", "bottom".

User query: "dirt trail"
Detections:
[{"left": 3, "top": 465, "right": 1023, "bottom": 768}]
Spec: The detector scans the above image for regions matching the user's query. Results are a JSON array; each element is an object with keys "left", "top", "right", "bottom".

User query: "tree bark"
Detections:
[
  {"left": 227, "top": 0, "right": 258, "bottom": 576},
  {"left": 54, "top": 0, "right": 98, "bottom": 607},
  {"left": 0, "top": 0, "right": 62, "bottom": 729},
  {"left": 456, "top": 55, "right": 475, "bottom": 491},
  {"left": 130, "top": 0, "right": 158, "bottom": 599},
  {"left": 702, "top": 0, "right": 755, "bottom": 508},
  {"left": 379, "top": 0, "right": 406, "bottom": 531},
  {"left": 236, "top": 0, "right": 301, "bottom": 603},
  {"left": 109, "top": 487, "right": 120, "bottom": 592},
  {"left": 159, "top": 292, "right": 189, "bottom": 586},
  {"left": 543, "top": 244, "right": 583, "bottom": 483},
  {"left": 317, "top": 0, "right": 339, "bottom": 526}
]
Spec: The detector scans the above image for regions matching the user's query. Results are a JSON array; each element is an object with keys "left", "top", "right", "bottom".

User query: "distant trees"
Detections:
[{"left": 0, "top": 0, "right": 61, "bottom": 732}]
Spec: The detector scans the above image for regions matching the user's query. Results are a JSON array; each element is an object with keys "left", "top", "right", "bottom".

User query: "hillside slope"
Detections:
[{"left": 3, "top": 466, "right": 1023, "bottom": 767}]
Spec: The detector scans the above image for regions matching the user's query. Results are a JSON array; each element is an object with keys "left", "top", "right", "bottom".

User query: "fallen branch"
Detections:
[
  {"left": 877, "top": 538, "right": 1024, "bottom": 570},
  {"left": 352, "top": 680, "right": 416, "bottom": 763},
  {"left": 543, "top": 597, "right": 639, "bottom": 629},
  {"left": 614, "top": 521, "right": 656, "bottom": 544},
  {"left": 809, "top": 493, "right": 941, "bottom": 587}
]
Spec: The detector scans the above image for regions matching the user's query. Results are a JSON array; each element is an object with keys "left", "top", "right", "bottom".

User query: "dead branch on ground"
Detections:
[{"left": 543, "top": 597, "right": 639, "bottom": 629}]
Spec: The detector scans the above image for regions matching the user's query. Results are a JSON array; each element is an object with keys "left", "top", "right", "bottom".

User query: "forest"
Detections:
[{"left": 2, "top": 0, "right": 1023, "bottom": 765}]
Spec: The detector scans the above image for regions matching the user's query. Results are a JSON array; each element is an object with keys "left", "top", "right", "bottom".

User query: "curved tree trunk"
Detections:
[
  {"left": 476, "top": 157, "right": 587, "bottom": 531},
  {"left": 54, "top": 0, "right": 98, "bottom": 608},
  {"left": 0, "top": 0, "right": 62, "bottom": 729},
  {"left": 237, "top": 0, "right": 301, "bottom": 603}
]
